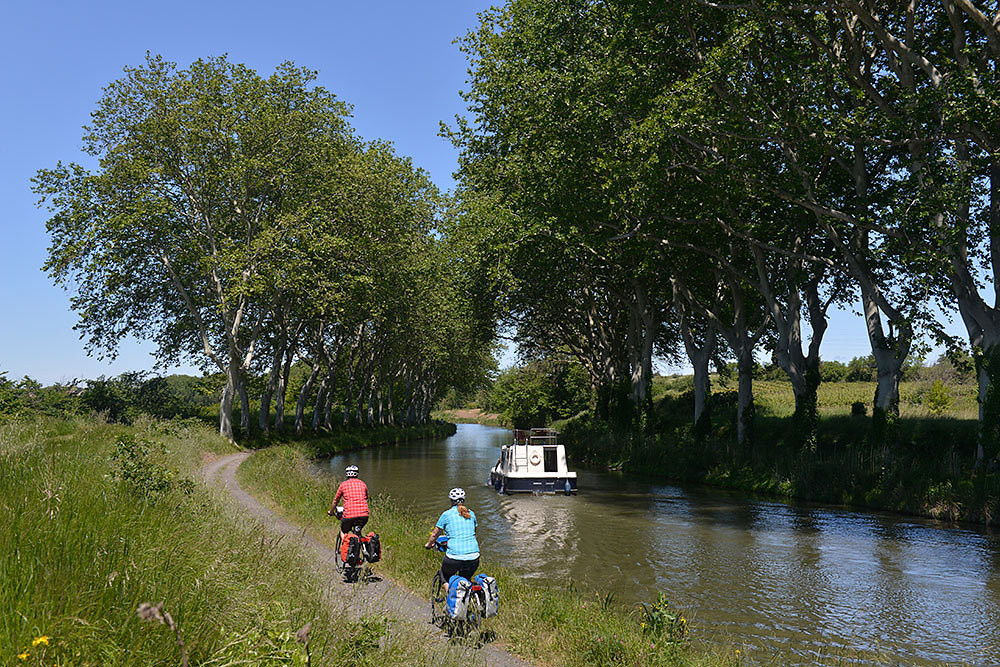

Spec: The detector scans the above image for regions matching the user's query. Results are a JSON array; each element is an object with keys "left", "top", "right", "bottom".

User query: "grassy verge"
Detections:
[
  {"left": 0, "top": 415, "right": 475, "bottom": 666},
  {"left": 238, "top": 445, "right": 742, "bottom": 667}
]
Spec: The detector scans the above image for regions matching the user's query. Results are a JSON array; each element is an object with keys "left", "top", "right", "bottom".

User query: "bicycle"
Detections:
[
  {"left": 428, "top": 536, "right": 488, "bottom": 636},
  {"left": 331, "top": 506, "right": 377, "bottom": 583}
]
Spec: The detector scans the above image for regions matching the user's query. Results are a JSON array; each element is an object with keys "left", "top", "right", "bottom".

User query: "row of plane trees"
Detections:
[
  {"left": 451, "top": 0, "right": 1000, "bottom": 464},
  {"left": 36, "top": 55, "right": 494, "bottom": 441}
]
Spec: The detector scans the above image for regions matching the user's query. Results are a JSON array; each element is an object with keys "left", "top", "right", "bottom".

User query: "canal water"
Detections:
[{"left": 322, "top": 423, "right": 1000, "bottom": 665}]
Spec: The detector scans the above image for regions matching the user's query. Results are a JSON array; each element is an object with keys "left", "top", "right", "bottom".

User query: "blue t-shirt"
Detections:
[{"left": 436, "top": 506, "right": 479, "bottom": 560}]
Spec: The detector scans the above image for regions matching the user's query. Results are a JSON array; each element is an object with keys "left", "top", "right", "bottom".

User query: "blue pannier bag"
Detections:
[
  {"left": 474, "top": 574, "right": 499, "bottom": 617},
  {"left": 446, "top": 575, "right": 472, "bottom": 619}
]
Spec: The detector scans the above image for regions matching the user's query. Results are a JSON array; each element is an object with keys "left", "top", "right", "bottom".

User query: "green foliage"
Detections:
[
  {"left": 820, "top": 361, "right": 848, "bottom": 383},
  {"left": 490, "top": 357, "right": 590, "bottom": 428},
  {"left": 845, "top": 356, "right": 878, "bottom": 383},
  {"left": 0, "top": 374, "right": 80, "bottom": 420},
  {"left": 638, "top": 593, "right": 688, "bottom": 644},
  {"left": 110, "top": 433, "right": 188, "bottom": 500},
  {"left": 926, "top": 380, "right": 953, "bottom": 416}
]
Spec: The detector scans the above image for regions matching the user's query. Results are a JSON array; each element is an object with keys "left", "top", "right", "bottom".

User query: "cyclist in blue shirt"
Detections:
[{"left": 424, "top": 487, "right": 479, "bottom": 581}]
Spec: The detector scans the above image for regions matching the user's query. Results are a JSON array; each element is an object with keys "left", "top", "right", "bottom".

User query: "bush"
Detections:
[
  {"left": 851, "top": 401, "right": 867, "bottom": 417},
  {"left": 926, "top": 380, "right": 953, "bottom": 415},
  {"left": 110, "top": 434, "right": 191, "bottom": 500}
]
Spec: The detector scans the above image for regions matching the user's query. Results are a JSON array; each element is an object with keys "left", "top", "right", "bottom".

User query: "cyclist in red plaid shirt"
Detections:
[{"left": 327, "top": 465, "right": 369, "bottom": 542}]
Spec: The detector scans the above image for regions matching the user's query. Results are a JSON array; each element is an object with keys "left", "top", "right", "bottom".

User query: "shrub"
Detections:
[
  {"left": 110, "top": 434, "right": 190, "bottom": 500},
  {"left": 926, "top": 380, "right": 953, "bottom": 415}
]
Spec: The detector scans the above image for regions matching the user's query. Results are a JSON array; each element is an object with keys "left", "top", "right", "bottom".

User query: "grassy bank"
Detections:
[
  {"left": 556, "top": 378, "right": 999, "bottom": 526},
  {"left": 0, "top": 415, "right": 476, "bottom": 666},
  {"left": 238, "top": 445, "right": 742, "bottom": 667}
]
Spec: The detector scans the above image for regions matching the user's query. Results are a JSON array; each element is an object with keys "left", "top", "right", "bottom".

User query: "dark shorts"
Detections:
[
  {"left": 341, "top": 516, "right": 368, "bottom": 534},
  {"left": 440, "top": 555, "right": 479, "bottom": 581}
]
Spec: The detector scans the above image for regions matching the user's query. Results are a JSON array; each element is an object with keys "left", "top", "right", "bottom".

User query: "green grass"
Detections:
[
  {"left": 0, "top": 415, "right": 473, "bottom": 666},
  {"left": 237, "top": 445, "right": 750, "bottom": 667}
]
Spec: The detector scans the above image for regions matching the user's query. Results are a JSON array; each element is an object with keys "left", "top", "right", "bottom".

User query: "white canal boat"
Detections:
[{"left": 489, "top": 428, "right": 578, "bottom": 495}]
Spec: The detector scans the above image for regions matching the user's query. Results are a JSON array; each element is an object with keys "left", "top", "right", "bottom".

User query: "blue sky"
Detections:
[{"left": 0, "top": 1, "right": 951, "bottom": 385}]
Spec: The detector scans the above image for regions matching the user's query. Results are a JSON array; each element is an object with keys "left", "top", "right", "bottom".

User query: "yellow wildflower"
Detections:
[
  {"left": 17, "top": 651, "right": 30, "bottom": 661},
  {"left": 32, "top": 636, "right": 50, "bottom": 647}
]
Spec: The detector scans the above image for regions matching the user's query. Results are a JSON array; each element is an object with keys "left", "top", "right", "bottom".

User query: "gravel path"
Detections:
[{"left": 201, "top": 452, "right": 532, "bottom": 667}]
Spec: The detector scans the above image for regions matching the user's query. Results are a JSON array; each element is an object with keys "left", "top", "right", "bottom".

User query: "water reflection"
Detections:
[{"left": 321, "top": 424, "right": 1000, "bottom": 666}]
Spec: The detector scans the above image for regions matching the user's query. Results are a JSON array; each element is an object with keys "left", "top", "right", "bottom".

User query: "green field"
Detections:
[{"left": 651, "top": 376, "right": 980, "bottom": 420}]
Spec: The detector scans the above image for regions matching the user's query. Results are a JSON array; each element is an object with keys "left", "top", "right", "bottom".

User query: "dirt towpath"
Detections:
[{"left": 201, "top": 452, "right": 531, "bottom": 667}]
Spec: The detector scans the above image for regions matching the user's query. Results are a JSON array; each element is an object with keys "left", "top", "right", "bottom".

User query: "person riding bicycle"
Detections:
[
  {"left": 328, "top": 464, "right": 369, "bottom": 543},
  {"left": 424, "top": 487, "right": 478, "bottom": 584}
]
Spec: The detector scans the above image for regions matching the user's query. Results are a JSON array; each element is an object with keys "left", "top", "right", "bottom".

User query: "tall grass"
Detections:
[
  {"left": 0, "top": 416, "right": 471, "bottom": 666},
  {"left": 238, "top": 446, "right": 745, "bottom": 667}
]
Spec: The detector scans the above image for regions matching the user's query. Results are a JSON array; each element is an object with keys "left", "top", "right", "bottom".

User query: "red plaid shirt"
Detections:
[{"left": 334, "top": 478, "right": 369, "bottom": 519}]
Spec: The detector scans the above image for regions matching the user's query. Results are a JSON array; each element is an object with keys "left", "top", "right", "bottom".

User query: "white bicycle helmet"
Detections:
[
  {"left": 345, "top": 465, "right": 359, "bottom": 478},
  {"left": 448, "top": 487, "right": 466, "bottom": 503}
]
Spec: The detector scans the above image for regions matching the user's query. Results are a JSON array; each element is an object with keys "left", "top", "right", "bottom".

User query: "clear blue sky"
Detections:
[{"left": 0, "top": 1, "right": 950, "bottom": 385}]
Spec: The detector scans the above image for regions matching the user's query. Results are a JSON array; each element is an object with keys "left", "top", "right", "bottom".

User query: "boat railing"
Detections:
[{"left": 512, "top": 428, "right": 559, "bottom": 445}]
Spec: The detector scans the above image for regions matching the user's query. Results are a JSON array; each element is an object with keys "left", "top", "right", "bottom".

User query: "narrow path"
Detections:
[{"left": 201, "top": 452, "right": 531, "bottom": 667}]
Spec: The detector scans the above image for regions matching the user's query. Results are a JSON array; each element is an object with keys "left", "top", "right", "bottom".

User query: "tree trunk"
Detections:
[
  {"left": 735, "top": 346, "right": 755, "bottom": 451},
  {"left": 274, "top": 346, "right": 294, "bottom": 432},
  {"left": 312, "top": 377, "right": 328, "bottom": 431},
  {"left": 259, "top": 341, "right": 285, "bottom": 436},
  {"left": 295, "top": 363, "right": 320, "bottom": 435},
  {"left": 237, "top": 381, "right": 250, "bottom": 437},
  {"left": 219, "top": 379, "right": 235, "bottom": 441},
  {"left": 343, "top": 364, "right": 355, "bottom": 427}
]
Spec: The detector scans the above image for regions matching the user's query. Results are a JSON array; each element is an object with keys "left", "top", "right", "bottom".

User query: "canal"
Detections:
[{"left": 322, "top": 423, "right": 1000, "bottom": 665}]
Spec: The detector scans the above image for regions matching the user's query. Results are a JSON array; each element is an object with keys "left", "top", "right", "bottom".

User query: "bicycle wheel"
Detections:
[
  {"left": 430, "top": 572, "right": 446, "bottom": 626},
  {"left": 334, "top": 533, "right": 346, "bottom": 574},
  {"left": 466, "top": 591, "right": 483, "bottom": 631}
]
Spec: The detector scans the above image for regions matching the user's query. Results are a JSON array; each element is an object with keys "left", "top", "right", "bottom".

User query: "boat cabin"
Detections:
[{"left": 490, "top": 428, "right": 578, "bottom": 494}]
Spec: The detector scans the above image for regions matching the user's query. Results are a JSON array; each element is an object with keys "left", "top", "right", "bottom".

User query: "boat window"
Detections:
[{"left": 543, "top": 447, "right": 558, "bottom": 472}]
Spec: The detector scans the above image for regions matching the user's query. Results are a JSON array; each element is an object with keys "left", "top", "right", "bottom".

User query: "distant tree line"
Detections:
[
  {"left": 0, "top": 371, "right": 212, "bottom": 423},
  {"left": 35, "top": 55, "right": 494, "bottom": 441},
  {"left": 450, "top": 0, "right": 1000, "bottom": 465}
]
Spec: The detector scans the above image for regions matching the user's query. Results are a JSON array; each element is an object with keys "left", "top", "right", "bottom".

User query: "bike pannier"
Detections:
[
  {"left": 341, "top": 534, "right": 362, "bottom": 567},
  {"left": 446, "top": 575, "right": 472, "bottom": 619},
  {"left": 362, "top": 532, "right": 381, "bottom": 563},
  {"left": 474, "top": 574, "right": 498, "bottom": 617}
]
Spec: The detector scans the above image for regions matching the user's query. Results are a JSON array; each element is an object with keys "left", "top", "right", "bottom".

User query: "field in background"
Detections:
[{"left": 651, "top": 375, "right": 980, "bottom": 420}]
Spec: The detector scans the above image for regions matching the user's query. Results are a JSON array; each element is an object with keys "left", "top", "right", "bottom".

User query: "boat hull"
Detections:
[{"left": 490, "top": 471, "right": 578, "bottom": 494}]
